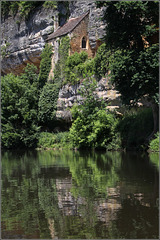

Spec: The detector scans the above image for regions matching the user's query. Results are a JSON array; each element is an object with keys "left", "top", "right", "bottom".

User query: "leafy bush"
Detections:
[
  {"left": 64, "top": 51, "right": 94, "bottom": 84},
  {"left": 149, "top": 133, "right": 159, "bottom": 152},
  {"left": 38, "top": 131, "right": 70, "bottom": 149},
  {"left": 69, "top": 78, "right": 118, "bottom": 149},
  {"left": 1, "top": 64, "right": 40, "bottom": 149},
  {"left": 64, "top": 44, "right": 111, "bottom": 84},
  {"left": 38, "top": 83, "right": 60, "bottom": 129}
]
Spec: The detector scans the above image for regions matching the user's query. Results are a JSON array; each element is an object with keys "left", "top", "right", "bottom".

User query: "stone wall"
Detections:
[
  {"left": 69, "top": 14, "right": 94, "bottom": 58},
  {"left": 69, "top": 0, "right": 106, "bottom": 49}
]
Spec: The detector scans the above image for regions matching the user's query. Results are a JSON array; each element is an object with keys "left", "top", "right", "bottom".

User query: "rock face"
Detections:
[
  {"left": 1, "top": 1, "right": 106, "bottom": 75},
  {"left": 56, "top": 77, "right": 122, "bottom": 122},
  {"left": 69, "top": 0, "right": 106, "bottom": 49},
  {"left": 1, "top": 5, "right": 58, "bottom": 75},
  {"left": 1, "top": 1, "right": 121, "bottom": 123}
]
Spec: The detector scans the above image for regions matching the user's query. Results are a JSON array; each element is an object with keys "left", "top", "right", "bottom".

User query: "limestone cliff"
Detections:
[
  {"left": 1, "top": 1, "right": 121, "bottom": 122},
  {"left": 1, "top": 5, "right": 58, "bottom": 75},
  {"left": 1, "top": 1, "right": 105, "bottom": 75}
]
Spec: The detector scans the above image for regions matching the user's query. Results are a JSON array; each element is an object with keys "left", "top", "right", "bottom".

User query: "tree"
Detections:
[
  {"left": 1, "top": 64, "right": 40, "bottom": 148},
  {"left": 69, "top": 77, "right": 117, "bottom": 149},
  {"left": 97, "top": 1, "right": 159, "bottom": 139}
]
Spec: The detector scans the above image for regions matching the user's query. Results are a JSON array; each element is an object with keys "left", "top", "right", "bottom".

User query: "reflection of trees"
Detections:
[
  {"left": 2, "top": 150, "right": 159, "bottom": 239},
  {"left": 65, "top": 151, "right": 121, "bottom": 199},
  {"left": 2, "top": 151, "right": 50, "bottom": 239}
]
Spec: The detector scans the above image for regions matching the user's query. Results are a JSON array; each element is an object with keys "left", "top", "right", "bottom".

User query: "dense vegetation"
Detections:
[
  {"left": 1, "top": 64, "right": 40, "bottom": 148},
  {"left": 97, "top": 1, "right": 159, "bottom": 138},
  {"left": 1, "top": 43, "right": 58, "bottom": 149},
  {"left": 1, "top": 1, "right": 57, "bottom": 19},
  {"left": 69, "top": 78, "right": 118, "bottom": 149},
  {"left": 1, "top": 1, "right": 159, "bottom": 151}
]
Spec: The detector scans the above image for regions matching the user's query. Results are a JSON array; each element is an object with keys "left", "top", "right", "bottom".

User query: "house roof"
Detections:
[{"left": 46, "top": 11, "right": 90, "bottom": 41}]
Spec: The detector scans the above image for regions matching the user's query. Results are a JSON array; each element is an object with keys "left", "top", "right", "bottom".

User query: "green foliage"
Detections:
[
  {"left": 97, "top": 1, "right": 159, "bottom": 136},
  {"left": 149, "top": 133, "right": 159, "bottom": 152},
  {"left": 1, "top": 42, "right": 11, "bottom": 58},
  {"left": 69, "top": 78, "right": 117, "bottom": 149},
  {"left": 64, "top": 45, "right": 112, "bottom": 84},
  {"left": 97, "top": 1, "right": 159, "bottom": 50},
  {"left": 94, "top": 43, "right": 111, "bottom": 79},
  {"left": 43, "top": 1, "right": 57, "bottom": 9},
  {"left": 1, "top": 1, "right": 42, "bottom": 19},
  {"left": 66, "top": 51, "right": 88, "bottom": 69},
  {"left": 149, "top": 152, "right": 159, "bottom": 170},
  {"left": 38, "top": 43, "right": 53, "bottom": 89},
  {"left": 38, "top": 83, "right": 60, "bottom": 128},
  {"left": 64, "top": 51, "right": 95, "bottom": 84},
  {"left": 117, "top": 108, "right": 154, "bottom": 149},
  {"left": 37, "top": 131, "right": 70, "bottom": 149},
  {"left": 109, "top": 44, "right": 159, "bottom": 105},
  {"left": 1, "top": 64, "right": 40, "bottom": 149},
  {"left": 54, "top": 35, "right": 70, "bottom": 83}
]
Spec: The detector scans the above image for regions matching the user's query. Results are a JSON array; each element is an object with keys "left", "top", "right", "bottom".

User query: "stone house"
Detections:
[{"left": 46, "top": 11, "right": 101, "bottom": 79}]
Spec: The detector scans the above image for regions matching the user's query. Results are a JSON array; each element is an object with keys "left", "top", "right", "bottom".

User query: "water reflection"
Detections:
[{"left": 2, "top": 150, "right": 159, "bottom": 239}]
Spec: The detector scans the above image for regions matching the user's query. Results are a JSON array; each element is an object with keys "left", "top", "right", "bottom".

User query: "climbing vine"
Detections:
[
  {"left": 38, "top": 43, "right": 53, "bottom": 89},
  {"left": 54, "top": 35, "right": 70, "bottom": 84}
]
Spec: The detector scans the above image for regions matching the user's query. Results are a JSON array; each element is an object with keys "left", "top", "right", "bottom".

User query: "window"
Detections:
[{"left": 82, "top": 37, "right": 86, "bottom": 49}]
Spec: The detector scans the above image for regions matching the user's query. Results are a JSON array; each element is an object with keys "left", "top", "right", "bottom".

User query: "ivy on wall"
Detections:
[
  {"left": 54, "top": 35, "right": 70, "bottom": 84},
  {"left": 38, "top": 43, "right": 53, "bottom": 89}
]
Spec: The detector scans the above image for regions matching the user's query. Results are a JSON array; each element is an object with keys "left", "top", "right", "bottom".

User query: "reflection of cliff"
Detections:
[
  {"left": 56, "top": 177, "right": 85, "bottom": 216},
  {"left": 54, "top": 176, "right": 157, "bottom": 228},
  {"left": 96, "top": 187, "right": 121, "bottom": 224},
  {"left": 55, "top": 176, "right": 122, "bottom": 226}
]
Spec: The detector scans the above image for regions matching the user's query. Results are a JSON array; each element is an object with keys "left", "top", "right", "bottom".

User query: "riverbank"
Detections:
[{"left": 36, "top": 130, "right": 159, "bottom": 152}]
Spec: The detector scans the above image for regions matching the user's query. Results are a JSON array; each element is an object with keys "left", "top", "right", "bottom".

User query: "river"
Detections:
[{"left": 1, "top": 150, "right": 159, "bottom": 239}]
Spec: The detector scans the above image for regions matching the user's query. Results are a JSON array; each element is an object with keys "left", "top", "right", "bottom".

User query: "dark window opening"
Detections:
[{"left": 82, "top": 37, "right": 86, "bottom": 49}]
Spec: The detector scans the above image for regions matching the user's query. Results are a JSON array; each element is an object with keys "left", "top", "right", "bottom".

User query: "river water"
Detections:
[{"left": 1, "top": 150, "right": 159, "bottom": 239}]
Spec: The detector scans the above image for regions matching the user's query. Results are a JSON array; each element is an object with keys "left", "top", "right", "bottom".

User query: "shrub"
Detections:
[
  {"left": 64, "top": 51, "right": 90, "bottom": 84},
  {"left": 69, "top": 78, "right": 118, "bottom": 149},
  {"left": 149, "top": 133, "right": 159, "bottom": 152},
  {"left": 37, "top": 131, "right": 70, "bottom": 149},
  {"left": 1, "top": 65, "right": 40, "bottom": 149},
  {"left": 38, "top": 83, "right": 60, "bottom": 129}
]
